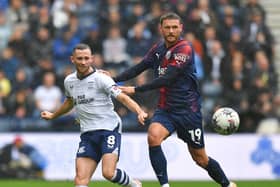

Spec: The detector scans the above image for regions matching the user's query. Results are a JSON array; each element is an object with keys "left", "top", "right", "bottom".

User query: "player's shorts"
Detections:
[
  {"left": 151, "top": 109, "right": 205, "bottom": 149},
  {"left": 76, "top": 128, "right": 121, "bottom": 163}
]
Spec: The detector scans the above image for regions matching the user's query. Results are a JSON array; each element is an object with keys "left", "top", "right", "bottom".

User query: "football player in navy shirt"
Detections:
[{"left": 113, "top": 13, "right": 237, "bottom": 187}]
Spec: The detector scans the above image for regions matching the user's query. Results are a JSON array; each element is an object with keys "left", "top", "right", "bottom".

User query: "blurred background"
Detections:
[{"left": 0, "top": 0, "right": 279, "bottom": 182}]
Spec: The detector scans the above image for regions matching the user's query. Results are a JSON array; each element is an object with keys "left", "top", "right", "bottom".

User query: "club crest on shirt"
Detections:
[
  {"left": 110, "top": 85, "right": 122, "bottom": 96},
  {"left": 174, "top": 53, "right": 189, "bottom": 65},
  {"left": 165, "top": 50, "right": 171, "bottom": 60}
]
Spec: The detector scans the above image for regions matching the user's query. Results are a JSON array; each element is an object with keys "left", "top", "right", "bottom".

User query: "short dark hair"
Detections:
[
  {"left": 159, "top": 12, "right": 182, "bottom": 25},
  {"left": 72, "top": 43, "right": 91, "bottom": 54}
]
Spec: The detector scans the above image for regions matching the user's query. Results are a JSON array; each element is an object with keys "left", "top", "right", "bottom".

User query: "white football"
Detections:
[{"left": 212, "top": 107, "right": 240, "bottom": 135}]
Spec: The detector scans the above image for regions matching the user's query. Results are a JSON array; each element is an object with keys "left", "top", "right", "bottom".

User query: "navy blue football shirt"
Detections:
[{"left": 114, "top": 39, "right": 201, "bottom": 113}]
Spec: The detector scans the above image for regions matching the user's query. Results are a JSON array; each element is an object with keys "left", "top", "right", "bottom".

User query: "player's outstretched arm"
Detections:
[
  {"left": 116, "top": 93, "right": 147, "bottom": 125},
  {"left": 41, "top": 98, "right": 74, "bottom": 120},
  {"left": 118, "top": 86, "right": 135, "bottom": 95}
]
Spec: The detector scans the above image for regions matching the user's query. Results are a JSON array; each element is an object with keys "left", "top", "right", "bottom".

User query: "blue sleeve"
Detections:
[
  {"left": 113, "top": 59, "right": 150, "bottom": 82},
  {"left": 114, "top": 43, "right": 159, "bottom": 82},
  {"left": 135, "top": 65, "right": 181, "bottom": 92}
]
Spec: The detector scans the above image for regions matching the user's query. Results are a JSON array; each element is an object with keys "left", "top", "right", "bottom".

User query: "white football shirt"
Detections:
[{"left": 64, "top": 70, "right": 122, "bottom": 133}]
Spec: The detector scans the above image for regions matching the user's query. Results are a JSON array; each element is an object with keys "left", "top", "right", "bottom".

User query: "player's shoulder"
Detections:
[
  {"left": 64, "top": 72, "right": 77, "bottom": 83},
  {"left": 148, "top": 40, "right": 165, "bottom": 52},
  {"left": 172, "top": 40, "right": 193, "bottom": 53},
  {"left": 95, "top": 70, "right": 115, "bottom": 82},
  {"left": 176, "top": 39, "right": 192, "bottom": 48}
]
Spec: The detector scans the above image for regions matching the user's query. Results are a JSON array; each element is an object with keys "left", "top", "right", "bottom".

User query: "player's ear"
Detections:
[
  {"left": 158, "top": 24, "right": 162, "bottom": 35},
  {"left": 91, "top": 55, "right": 95, "bottom": 65},
  {"left": 70, "top": 55, "right": 74, "bottom": 64},
  {"left": 179, "top": 23, "right": 183, "bottom": 32}
]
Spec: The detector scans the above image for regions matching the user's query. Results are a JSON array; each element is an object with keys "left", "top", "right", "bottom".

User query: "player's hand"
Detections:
[
  {"left": 137, "top": 111, "right": 148, "bottom": 126},
  {"left": 40, "top": 111, "right": 54, "bottom": 120},
  {"left": 98, "top": 69, "right": 112, "bottom": 77},
  {"left": 119, "top": 86, "right": 135, "bottom": 95}
]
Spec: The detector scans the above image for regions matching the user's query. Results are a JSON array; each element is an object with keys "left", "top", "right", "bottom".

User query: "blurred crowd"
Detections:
[
  {"left": 0, "top": 0, "right": 278, "bottom": 133},
  {"left": 0, "top": 135, "right": 47, "bottom": 179}
]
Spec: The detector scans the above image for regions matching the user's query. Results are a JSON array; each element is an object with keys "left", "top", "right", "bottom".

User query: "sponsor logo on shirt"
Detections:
[
  {"left": 155, "top": 53, "right": 160, "bottom": 59},
  {"left": 77, "top": 146, "right": 85, "bottom": 154},
  {"left": 174, "top": 53, "right": 189, "bottom": 65},
  {"left": 74, "top": 94, "right": 94, "bottom": 105}
]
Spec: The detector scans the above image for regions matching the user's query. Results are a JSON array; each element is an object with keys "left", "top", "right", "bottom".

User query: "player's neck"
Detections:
[
  {"left": 77, "top": 66, "right": 95, "bottom": 80},
  {"left": 165, "top": 41, "right": 177, "bottom": 48}
]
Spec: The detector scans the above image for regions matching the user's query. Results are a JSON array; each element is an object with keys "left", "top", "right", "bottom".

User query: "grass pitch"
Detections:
[{"left": 0, "top": 180, "right": 279, "bottom": 187}]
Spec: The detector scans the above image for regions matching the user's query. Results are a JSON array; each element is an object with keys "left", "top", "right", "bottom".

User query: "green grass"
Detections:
[{"left": 0, "top": 180, "right": 279, "bottom": 187}]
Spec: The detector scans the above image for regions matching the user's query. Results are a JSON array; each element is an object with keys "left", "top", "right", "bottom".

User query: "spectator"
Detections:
[
  {"left": 145, "top": 1, "right": 163, "bottom": 37},
  {"left": 202, "top": 25, "right": 218, "bottom": 56},
  {"left": 126, "top": 21, "right": 152, "bottom": 63},
  {"left": 202, "top": 40, "right": 229, "bottom": 124},
  {"left": 82, "top": 23, "right": 103, "bottom": 54},
  {"left": 7, "top": 26, "right": 29, "bottom": 66},
  {"left": 0, "top": 135, "right": 47, "bottom": 179},
  {"left": 75, "top": 0, "right": 98, "bottom": 30},
  {"left": 227, "top": 27, "right": 243, "bottom": 57},
  {"left": 183, "top": 32, "right": 205, "bottom": 81},
  {"left": 31, "top": 57, "right": 56, "bottom": 89},
  {"left": 51, "top": 0, "right": 76, "bottom": 30},
  {"left": 185, "top": 8, "right": 205, "bottom": 40},
  {"left": 223, "top": 53, "right": 250, "bottom": 115},
  {"left": 11, "top": 67, "right": 31, "bottom": 93},
  {"left": 125, "top": 1, "right": 146, "bottom": 29},
  {"left": 4, "top": 87, "right": 35, "bottom": 131},
  {"left": 102, "top": 25, "right": 130, "bottom": 72},
  {"left": 0, "top": 47, "right": 20, "bottom": 81},
  {"left": 242, "top": 8, "right": 274, "bottom": 61},
  {"left": 173, "top": 0, "right": 191, "bottom": 22},
  {"left": 28, "top": 5, "right": 55, "bottom": 38},
  {"left": 217, "top": 6, "right": 238, "bottom": 47},
  {"left": 92, "top": 53, "right": 105, "bottom": 69},
  {"left": 183, "top": 31, "right": 204, "bottom": 58},
  {"left": 0, "top": 0, "right": 276, "bottom": 133},
  {"left": 5, "top": 0, "right": 29, "bottom": 31},
  {"left": 99, "top": 0, "right": 126, "bottom": 36},
  {"left": 52, "top": 26, "right": 80, "bottom": 75},
  {"left": 0, "top": 69, "right": 11, "bottom": 115},
  {"left": 196, "top": 0, "right": 218, "bottom": 28},
  {"left": 100, "top": 9, "right": 127, "bottom": 38},
  {"left": 249, "top": 50, "right": 277, "bottom": 95},
  {"left": 241, "top": 0, "right": 266, "bottom": 25},
  {"left": 33, "top": 71, "right": 62, "bottom": 117},
  {"left": 0, "top": 11, "right": 12, "bottom": 52},
  {"left": 27, "top": 26, "right": 53, "bottom": 67}
]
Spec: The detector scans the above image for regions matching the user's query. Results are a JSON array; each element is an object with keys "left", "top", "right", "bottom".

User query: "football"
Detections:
[{"left": 212, "top": 107, "right": 240, "bottom": 135}]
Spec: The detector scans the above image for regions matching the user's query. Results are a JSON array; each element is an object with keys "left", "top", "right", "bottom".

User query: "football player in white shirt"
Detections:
[{"left": 41, "top": 43, "right": 146, "bottom": 187}]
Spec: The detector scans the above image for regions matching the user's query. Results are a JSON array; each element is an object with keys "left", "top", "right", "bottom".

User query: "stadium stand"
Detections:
[{"left": 0, "top": 0, "right": 278, "bottom": 133}]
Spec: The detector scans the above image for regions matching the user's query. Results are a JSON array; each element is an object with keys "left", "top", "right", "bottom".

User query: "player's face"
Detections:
[
  {"left": 71, "top": 49, "right": 93, "bottom": 75},
  {"left": 160, "top": 19, "right": 183, "bottom": 47}
]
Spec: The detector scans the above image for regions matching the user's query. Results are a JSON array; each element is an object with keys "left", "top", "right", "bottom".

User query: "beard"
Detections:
[{"left": 164, "top": 34, "right": 178, "bottom": 45}]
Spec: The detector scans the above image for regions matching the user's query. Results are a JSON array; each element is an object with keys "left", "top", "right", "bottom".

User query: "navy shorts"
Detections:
[
  {"left": 76, "top": 129, "right": 121, "bottom": 163},
  {"left": 151, "top": 109, "right": 205, "bottom": 148}
]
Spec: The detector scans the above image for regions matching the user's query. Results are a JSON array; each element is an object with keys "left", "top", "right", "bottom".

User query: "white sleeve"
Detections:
[
  {"left": 64, "top": 78, "right": 71, "bottom": 98},
  {"left": 97, "top": 73, "right": 122, "bottom": 98}
]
